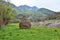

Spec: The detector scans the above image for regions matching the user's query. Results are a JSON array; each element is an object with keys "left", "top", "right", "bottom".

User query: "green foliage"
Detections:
[
  {"left": 0, "top": 2, "right": 16, "bottom": 20},
  {"left": 0, "top": 24, "right": 60, "bottom": 40},
  {"left": 0, "top": 1, "right": 16, "bottom": 25}
]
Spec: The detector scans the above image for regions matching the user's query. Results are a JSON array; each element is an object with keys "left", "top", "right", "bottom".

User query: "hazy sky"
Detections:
[{"left": 10, "top": 0, "right": 60, "bottom": 12}]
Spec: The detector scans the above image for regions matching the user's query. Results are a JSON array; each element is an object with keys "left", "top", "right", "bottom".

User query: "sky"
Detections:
[{"left": 8, "top": 0, "right": 60, "bottom": 12}]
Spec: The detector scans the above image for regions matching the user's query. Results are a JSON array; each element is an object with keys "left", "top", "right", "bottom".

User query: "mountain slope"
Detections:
[{"left": 37, "top": 8, "right": 55, "bottom": 15}]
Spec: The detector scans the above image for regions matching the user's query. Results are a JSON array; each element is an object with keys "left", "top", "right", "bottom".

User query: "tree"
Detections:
[{"left": 0, "top": 2, "right": 16, "bottom": 26}]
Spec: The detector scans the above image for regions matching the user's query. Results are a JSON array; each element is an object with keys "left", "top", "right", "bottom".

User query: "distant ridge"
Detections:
[
  {"left": 18, "top": 5, "right": 38, "bottom": 11},
  {"left": 38, "top": 8, "right": 55, "bottom": 15}
]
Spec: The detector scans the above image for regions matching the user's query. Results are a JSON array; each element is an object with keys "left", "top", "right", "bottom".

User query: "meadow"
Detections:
[{"left": 0, "top": 23, "right": 60, "bottom": 40}]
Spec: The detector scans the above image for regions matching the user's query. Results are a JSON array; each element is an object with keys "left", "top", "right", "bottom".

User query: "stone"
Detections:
[{"left": 19, "top": 16, "right": 31, "bottom": 29}]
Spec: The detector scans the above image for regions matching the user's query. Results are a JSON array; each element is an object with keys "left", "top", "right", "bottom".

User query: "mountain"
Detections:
[
  {"left": 6, "top": 2, "right": 55, "bottom": 15},
  {"left": 2, "top": 1, "right": 56, "bottom": 21},
  {"left": 15, "top": 6, "right": 55, "bottom": 21},
  {"left": 18, "top": 5, "right": 38, "bottom": 11},
  {"left": 37, "top": 8, "right": 55, "bottom": 15}
]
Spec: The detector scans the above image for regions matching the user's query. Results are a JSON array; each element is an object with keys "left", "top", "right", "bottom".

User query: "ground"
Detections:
[{"left": 0, "top": 23, "right": 60, "bottom": 40}]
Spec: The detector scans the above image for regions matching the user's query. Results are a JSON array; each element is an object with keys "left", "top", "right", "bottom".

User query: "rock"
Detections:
[
  {"left": 19, "top": 16, "right": 31, "bottom": 29},
  {"left": 31, "top": 20, "right": 60, "bottom": 28},
  {"left": 31, "top": 22, "right": 40, "bottom": 26},
  {"left": 47, "top": 22, "right": 60, "bottom": 28}
]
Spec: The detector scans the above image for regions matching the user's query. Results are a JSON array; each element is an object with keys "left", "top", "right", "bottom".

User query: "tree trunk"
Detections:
[{"left": 0, "top": 13, "right": 3, "bottom": 27}]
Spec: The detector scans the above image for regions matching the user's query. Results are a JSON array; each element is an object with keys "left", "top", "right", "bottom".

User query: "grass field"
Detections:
[{"left": 0, "top": 23, "right": 60, "bottom": 40}]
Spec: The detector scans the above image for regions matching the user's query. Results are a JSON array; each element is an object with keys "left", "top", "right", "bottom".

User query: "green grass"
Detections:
[{"left": 0, "top": 23, "right": 60, "bottom": 40}]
